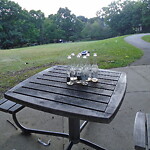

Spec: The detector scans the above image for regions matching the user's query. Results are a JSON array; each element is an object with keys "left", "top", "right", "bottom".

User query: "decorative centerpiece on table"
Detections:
[{"left": 66, "top": 50, "right": 99, "bottom": 86}]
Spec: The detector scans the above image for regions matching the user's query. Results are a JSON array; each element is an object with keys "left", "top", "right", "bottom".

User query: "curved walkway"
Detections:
[
  {"left": 124, "top": 33, "right": 150, "bottom": 65},
  {"left": 110, "top": 33, "right": 150, "bottom": 150}
]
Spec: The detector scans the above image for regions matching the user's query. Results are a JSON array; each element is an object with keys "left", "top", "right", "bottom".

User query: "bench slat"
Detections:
[
  {"left": 9, "top": 104, "right": 24, "bottom": 113},
  {"left": 0, "top": 100, "right": 16, "bottom": 112},
  {"left": 0, "top": 99, "right": 24, "bottom": 114},
  {"left": 0, "top": 98, "right": 7, "bottom": 105},
  {"left": 134, "top": 112, "right": 146, "bottom": 150}
]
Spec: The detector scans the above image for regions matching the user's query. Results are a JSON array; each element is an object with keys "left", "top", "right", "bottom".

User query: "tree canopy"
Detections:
[
  {"left": 0, "top": 0, "right": 150, "bottom": 49},
  {"left": 97, "top": 0, "right": 150, "bottom": 36}
]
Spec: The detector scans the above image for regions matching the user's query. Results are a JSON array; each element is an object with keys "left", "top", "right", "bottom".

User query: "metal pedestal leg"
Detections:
[
  {"left": 66, "top": 118, "right": 107, "bottom": 150},
  {"left": 69, "top": 117, "right": 80, "bottom": 144},
  {"left": 66, "top": 119, "right": 88, "bottom": 150},
  {"left": 12, "top": 113, "right": 107, "bottom": 150}
]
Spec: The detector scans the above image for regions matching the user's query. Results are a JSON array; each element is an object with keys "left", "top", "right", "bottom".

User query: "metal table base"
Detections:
[{"left": 12, "top": 113, "right": 107, "bottom": 150}]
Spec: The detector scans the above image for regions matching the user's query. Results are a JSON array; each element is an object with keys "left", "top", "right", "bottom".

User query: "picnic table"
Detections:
[{"left": 4, "top": 65, "right": 127, "bottom": 150}]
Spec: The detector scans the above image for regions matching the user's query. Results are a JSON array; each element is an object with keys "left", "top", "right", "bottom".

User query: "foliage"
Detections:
[
  {"left": 48, "top": 7, "right": 84, "bottom": 42},
  {"left": 81, "top": 18, "right": 111, "bottom": 40},
  {"left": 0, "top": 0, "right": 24, "bottom": 48},
  {"left": 0, "top": 0, "right": 150, "bottom": 49},
  {"left": 0, "top": 0, "right": 45, "bottom": 48},
  {"left": 141, "top": 0, "right": 150, "bottom": 32},
  {"left": 97, "top": 0, "right": 150, "bottom": 36}
]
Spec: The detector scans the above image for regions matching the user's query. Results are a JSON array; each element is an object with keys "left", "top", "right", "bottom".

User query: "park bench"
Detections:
[
  {"left": 0, "top": 98, "right": 28, "bottom": 132},
  {"left": 134, "top": 112, "right": 150, "bottom": 150},
  {"left": 0, "top": 98, "right": 24, "bottom": 114}
]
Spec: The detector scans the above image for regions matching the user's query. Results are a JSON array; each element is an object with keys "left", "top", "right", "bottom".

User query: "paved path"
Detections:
[{"left": 124, "top": 33, "right": 150, "bottom": 65}]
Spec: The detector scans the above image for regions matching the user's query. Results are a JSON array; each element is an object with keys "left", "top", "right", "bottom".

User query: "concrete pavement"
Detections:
[
  {"left": 0, "top": 34, "right": 150, "bottom": 150},
  {"left": 125, "top": 33, "right": 150, "bottom": 65}
]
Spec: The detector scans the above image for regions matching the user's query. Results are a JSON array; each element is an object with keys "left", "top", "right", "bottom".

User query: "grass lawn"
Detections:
[
  {"left": 0, "top": 35, "right": 143, "bottom": 98},
  {"left": 142, "top": 35, "right": 150, "bottom": 42}
]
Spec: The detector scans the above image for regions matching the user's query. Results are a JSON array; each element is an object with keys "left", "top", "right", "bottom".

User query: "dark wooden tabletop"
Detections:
[{"left": 5, "top": 65, "right": 127, "bottom": 123}]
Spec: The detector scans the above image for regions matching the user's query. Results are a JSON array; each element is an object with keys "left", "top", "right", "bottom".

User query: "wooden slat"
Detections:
[
  {"left": 98, "top": 73, "right": 120, "bottom": 78},
  {"left": 54, "top": 65, "right": 68, "bottom": 69},
  {"left": 38, "top": 74, "right": 118, "bottom": 86},
  {"left": 0, "top": 98, "right": 7, "bottom": 105},
  {"left": 134, "top": 112, "right": 146, "bottom": 150},
  {"left": 9, "top": 104, "right": 24, "bottom": 113},
  {"left": 98, "top": 75, "right": 119, "bottom": 81},
  {"left": 5, "top": 93, "right": 108, "bottom": 123},
  {"left": 33, "top": 78, "right": 116, "bottom": 91},
  {"left": 99, "top": 70, "right": 121, "bottom": 76},
  {"left": 87, "top": 82, "right": 116, "bottom": 90},
  {"left": 49, "top": 68, "right": 121, "bottom": 78},
  {"left": 99, "top": 79, "right": 118, "bottom": 85},
  {"left": 53, "top": 65, "right": 121, "bottom": 76},
  {"left": 0, "top": 98, "right": 24, "bottom": 114},
  {"left": 0, "top": 100, "right": 16, "bottom": 112},
  {"left": 24, "top": 82, "right": 112, "bottom": 100},
  {"left": 45, "top": 71, "right": 119, "bottom": 81},
  {"left": 146, "top": 113, "right": 150, "bottom": 150},
  {"left": 14, "top": 87, "right": 108, "bottom": 112},
  {"left": 49, "top": 68, "right": 120, "bottom": 81},
  {"left": 49, "top": 68, "right": 121, "bottom": 85},
  {"left": 30, "top": 78, "right": 113, "bottom": 97},
  {"left": 48, "top": 70, "right": 66, "bottom": 75}
]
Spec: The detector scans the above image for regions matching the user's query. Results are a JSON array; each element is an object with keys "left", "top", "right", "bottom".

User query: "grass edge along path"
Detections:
[
  {"left": 142, "top": 35, "right": 150, "bottom": 43},
  {"left": 0, "top": 35, "right": 143, "bottom": 98}
]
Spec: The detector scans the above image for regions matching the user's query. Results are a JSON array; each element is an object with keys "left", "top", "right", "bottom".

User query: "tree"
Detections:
[
  {"left": 77, "top": 16, "right": 88, "bottom": 23},
  {"left": 29, "top": 10, "right": 45, "bottom": 44},
  {"left": 54, "top": 7, "right": 84, "bottom": 41},
  {"left": 97, "top": 0, "right": 150, "bottom": 35},
  {"left": 142, "top": 0, "right": 150, "bottom": 32},
  {"left": 97, "top": 0, "right": 133, "bottom": 35},
  {"left": 81, "top": 17, "right": 110, "bottom": 40},
  {"left": 0, "top": 0, "right": 47, "bottom": 49},
  {"left": 0, "top": 0, "right": 24, "bottom": 48},
  {"left": 43, "top": 18, "right": 65, "bottom": 43}
]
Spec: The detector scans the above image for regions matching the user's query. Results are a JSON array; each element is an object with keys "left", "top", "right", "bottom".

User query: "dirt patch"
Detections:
[{"left": 6, "top": 62, "right": 60, "bottom": 76}]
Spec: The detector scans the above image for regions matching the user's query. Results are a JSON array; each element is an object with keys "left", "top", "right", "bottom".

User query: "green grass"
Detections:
[
  {"left": 142, "top": 35, "right": 150, "bottom": 42},
  {"left": 0, "top": 35, "right": 143, "bottom": 98}
]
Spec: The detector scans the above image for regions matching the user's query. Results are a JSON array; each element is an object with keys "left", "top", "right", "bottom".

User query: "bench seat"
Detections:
[
  {"left": 134, "top": 112, "right": 150, "bottom": 150},
  {"left": 0, "top": 98, "right": 24, "bottom": 114}
]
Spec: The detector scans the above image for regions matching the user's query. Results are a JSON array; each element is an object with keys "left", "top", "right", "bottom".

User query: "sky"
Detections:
[{"left": 12, "top": 0, "right": 115, "bottom": 18}]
